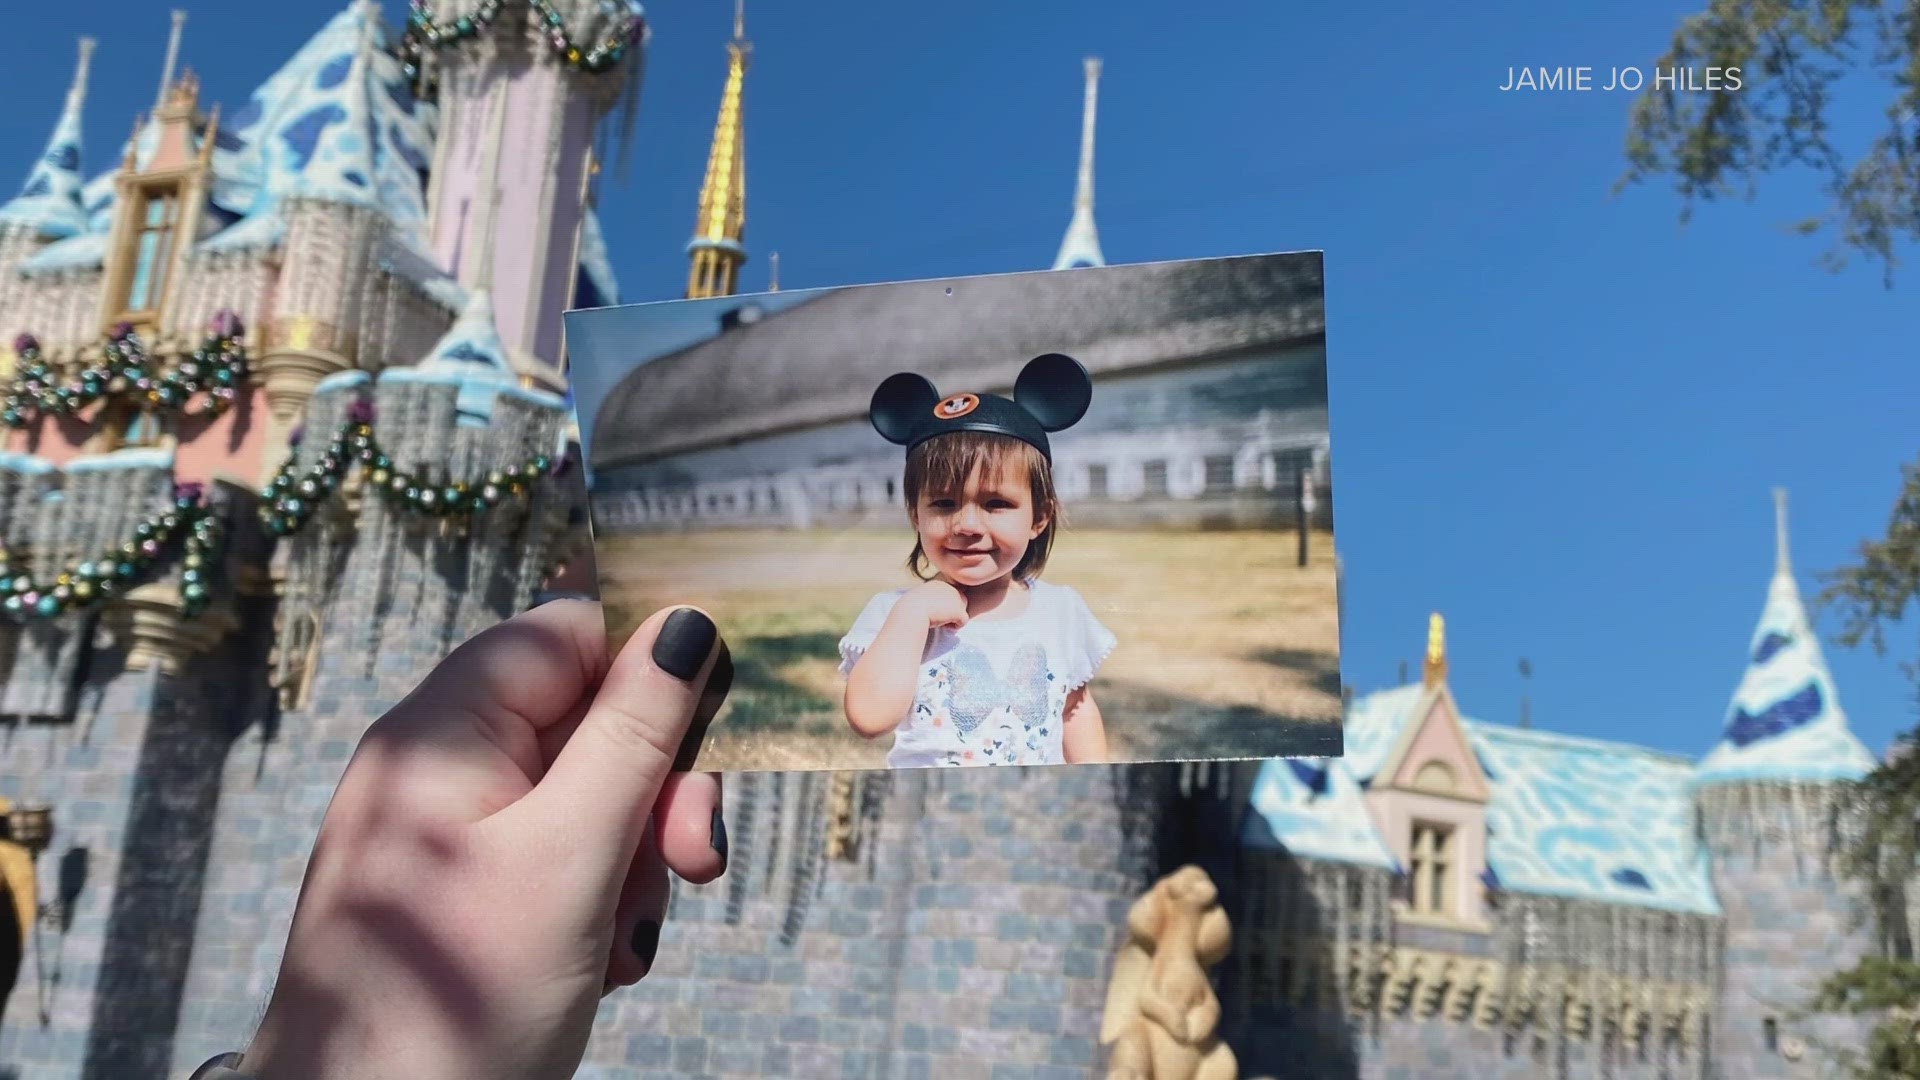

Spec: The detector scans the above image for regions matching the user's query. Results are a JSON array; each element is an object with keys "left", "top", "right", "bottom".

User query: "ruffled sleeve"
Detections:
[
  {"left": 838, "top": 590, "right": 905, "bottom": 676},
  {"left": 1057, "top": 585, "right": 1118, "bottom": 690}
]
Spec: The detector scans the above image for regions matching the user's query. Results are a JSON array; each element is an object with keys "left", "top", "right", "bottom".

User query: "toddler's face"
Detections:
[{"left": 913, "top": 455, "right": 1047, "bottom": 587}]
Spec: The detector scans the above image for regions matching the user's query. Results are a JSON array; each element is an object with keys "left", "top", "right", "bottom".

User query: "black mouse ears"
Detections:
[
  {"left": 868, "top": 353, "right": 1093, "bottom": 449},
  {"left": 1014, "top": 352, "right": 1093, "bottom": 432},
  {"left": 869, "top": 372, "right": 940, "bottom": 445}
]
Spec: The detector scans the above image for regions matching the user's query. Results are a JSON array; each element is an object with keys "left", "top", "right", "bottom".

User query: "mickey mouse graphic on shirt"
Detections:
[{"left": 840, "top": 353, "right": 1118, "bottom": 769}]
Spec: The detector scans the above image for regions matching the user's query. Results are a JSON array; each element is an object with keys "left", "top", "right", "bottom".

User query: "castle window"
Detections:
[
  {"left": 1409, "top": 820, "right": 1453, "bottom": 916},
  {"left": 123, "top": 189, "right": 180, "bottom": 317},
  {"left": 1764, "top": 1017, "right": 1778, "bottom": 1052},
  {"left": 1086, "top": 464, "right": 1109, "bottom": 498}
]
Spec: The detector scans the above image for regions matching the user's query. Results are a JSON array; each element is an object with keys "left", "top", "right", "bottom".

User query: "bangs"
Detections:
[{"left": 907, "top": 431, "right": 1041, "bottom": 497}]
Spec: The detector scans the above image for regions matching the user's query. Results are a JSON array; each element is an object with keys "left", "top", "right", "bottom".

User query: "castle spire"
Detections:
[
  {"left": 1423, "top": 613, "right": 1448, "bottom": 689},
  {"left": 156, "top": 10, "right": 188, "bottom": 112},
  {"left": 1694, "top": 488, "right": 1876, "bottom": 788},
  {"left": 0, "top": 36, "right": 96, "bottom": 240},
  {"left": 1773, "top": 486, "right": 1792, "bottom": 580},
  {"left": 1051, "top": 57, "right": 1106, "bottom": 271},
  {"left": 686, "top": 0, "right": 750, "bottom": 299}
]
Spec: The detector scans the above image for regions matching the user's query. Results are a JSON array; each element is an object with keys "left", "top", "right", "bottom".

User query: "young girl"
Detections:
[{"left": 840, "top": 353, "right": 1117, "bottom": 768}]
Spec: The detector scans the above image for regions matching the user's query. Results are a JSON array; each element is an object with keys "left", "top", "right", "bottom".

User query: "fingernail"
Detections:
[
  {"left": 711, "top": 806, "right": 729, "bottom": 867},
  {"left": 652, "top": 608, "right": 717, "bottom": 682},
  {"left": 631, "top": 919, "right": 661, "bottom": 967}
]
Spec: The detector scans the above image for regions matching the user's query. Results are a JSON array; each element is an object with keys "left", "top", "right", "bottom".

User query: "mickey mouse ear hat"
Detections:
[{"left": 869, "top": 353, "right": 1093, "bottom": 462}]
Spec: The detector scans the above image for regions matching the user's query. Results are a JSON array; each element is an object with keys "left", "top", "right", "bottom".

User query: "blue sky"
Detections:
[{"left": 2, "top": 0, "right": 1914, "bottom": 762}]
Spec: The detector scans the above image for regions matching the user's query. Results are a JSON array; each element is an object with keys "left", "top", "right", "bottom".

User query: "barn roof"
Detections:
[{"left": 584, "top": 251, "right": 1325, "bottom": 468}]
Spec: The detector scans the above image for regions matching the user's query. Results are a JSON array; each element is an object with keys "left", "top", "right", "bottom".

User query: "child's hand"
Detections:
[{"left": 907, "top": 579, "right": 970, "bottom": 630}]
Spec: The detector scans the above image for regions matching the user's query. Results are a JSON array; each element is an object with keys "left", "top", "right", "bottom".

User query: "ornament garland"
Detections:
[
  {"left": 0, "top": 485, "right": 225, "bottom": 622},
  {"left": 397, "top": 0, "right": 642, "bottom": 84},
  {"left": 259, "top": 400, "right": 556, "bottom": 537},
  {"left": 1, "top": 311, "right": 249, "bottom": 429}
]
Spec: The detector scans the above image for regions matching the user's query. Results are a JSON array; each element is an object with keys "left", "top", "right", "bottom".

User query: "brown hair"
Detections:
[{"left": 903, "top": 431, "right": 1062, "bottom": 582}]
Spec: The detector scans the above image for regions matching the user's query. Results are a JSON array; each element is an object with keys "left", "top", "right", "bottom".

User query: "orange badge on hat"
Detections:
[{"left": 934, "top": 393, "right": 980, "bottom": 419}]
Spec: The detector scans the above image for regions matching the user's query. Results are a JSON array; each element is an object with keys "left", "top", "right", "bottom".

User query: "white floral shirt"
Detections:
[{"left": 839, "top": 580, "right": 1117, "bottom": 768}]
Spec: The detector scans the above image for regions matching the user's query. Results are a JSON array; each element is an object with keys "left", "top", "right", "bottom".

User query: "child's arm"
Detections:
[
  {"left": 845, "top": 581, "right": 969, "bottom": 738},
  {"left": 1062, "top": 686, "right": 1109, "bottom": 763}
]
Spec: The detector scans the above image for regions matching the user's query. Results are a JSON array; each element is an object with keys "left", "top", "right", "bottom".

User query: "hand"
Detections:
[
  {"left": 906, "top": 579, "right": 970, "bottom": 630},
  {"left": 235, "top": 600, "right": 733, "bottom": 1080}
]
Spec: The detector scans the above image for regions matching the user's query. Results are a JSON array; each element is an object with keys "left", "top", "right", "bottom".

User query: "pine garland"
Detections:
[
  {"left": 398, "top": 0, "right": 643, "bottom": 83},
  {"left": 258, "top": 400, "right": 556, "bottom": 537},
  {"left": 0, "top": 485, "right": 225, "bottom": 622},
  {"left": 1, "top": 312, "right": 249, "bottom": 429}
]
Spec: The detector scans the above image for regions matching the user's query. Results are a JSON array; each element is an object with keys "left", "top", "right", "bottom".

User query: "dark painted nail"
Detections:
[
  {"left": 652, "top": 608, "right": 716, "bottom": 682},
  {"left": 711, "top": 806, "right": 729, "bottom": 866},
  {"left": 631, "top": 919, "right": 661, "bottom": 967}
]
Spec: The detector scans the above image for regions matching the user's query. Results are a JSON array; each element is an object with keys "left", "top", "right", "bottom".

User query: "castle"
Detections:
[{"left": 0, "top": 4, "right": 1895, "bottom": 1080}]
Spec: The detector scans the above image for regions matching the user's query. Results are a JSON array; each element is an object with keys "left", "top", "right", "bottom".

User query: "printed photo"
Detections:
[{"left": 565, "top": 251, "right": 1343, "bottom": 772}]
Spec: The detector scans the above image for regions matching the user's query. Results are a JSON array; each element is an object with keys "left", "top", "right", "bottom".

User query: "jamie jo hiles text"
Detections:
[{"left": 1500, "top": 66, "right": 1742, "bottom": 92}]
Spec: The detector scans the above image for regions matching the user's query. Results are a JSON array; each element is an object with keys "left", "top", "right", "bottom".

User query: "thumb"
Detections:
[{"left": 514, "top": 606, "right": 726, "bottom": 892}]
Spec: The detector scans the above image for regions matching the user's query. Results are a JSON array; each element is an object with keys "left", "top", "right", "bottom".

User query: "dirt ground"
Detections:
[{"left": 598, "top": 527, "right": 1343, "bottom": 773}]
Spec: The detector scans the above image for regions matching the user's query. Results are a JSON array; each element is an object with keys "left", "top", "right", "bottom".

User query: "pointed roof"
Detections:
[
  {"left": 1245, "top": 681, "right": 1721, "bottom": 916},
  {"left": 685, "top": 0, "right": 750, "bottom": 298},
  {"left": 1694, "top": 489, "right": 1877, "bottom": 787},
  {"left": 1051, "top": 57, "right": 1106, "bottom": 271},
  {"left": 203, "top": 0, "right": 436, "bottom": 243},
  {"left": 384, "top": 290, "right": 563, "bottom": 426},
  {"left": 0, "top": 39, "right": 96, "bottom": 240}
]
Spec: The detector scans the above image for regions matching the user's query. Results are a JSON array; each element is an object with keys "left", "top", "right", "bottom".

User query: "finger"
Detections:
[
  {"left": 396, "top": 598, "right": 609, "bottom": 736},
  {"left": 602, "top": 825, "right": 672, "bottom": 993},
  {"left": 652, "top": 771, "right": 726, "bottom": 885},
  {"left": 673, "top": 643, "right": 732, "bottom": 772},
  {"left": 517, "top": 606, "right": 724, "bottom": 884}
]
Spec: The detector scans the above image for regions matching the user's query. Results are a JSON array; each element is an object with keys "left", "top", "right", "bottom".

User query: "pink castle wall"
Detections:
[
  {"left": 491, "top": 58, "right": 557, "bottom": 361},
  {"left": 1388, "top": 696, "right": 1490, "bottom": 801},
  {"left": 3, "top": 385, "right": 269, "bottom": 489},
  {"left": 430, "top": 57, "right": 594, "bottom": 371}
]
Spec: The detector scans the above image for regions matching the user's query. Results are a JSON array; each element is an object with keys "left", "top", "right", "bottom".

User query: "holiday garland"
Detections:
[
  {"left": 398, "top": 0, "right": 643, "bottom": 83},
  {"left": 0, "top": 485, "right": 225, "bottom": 623},
  {"left": 1, "top": 311, "right": 249, "bottom": 429},
  {"left": 259, "top": 400, "right": 558, "bottom": 537}
]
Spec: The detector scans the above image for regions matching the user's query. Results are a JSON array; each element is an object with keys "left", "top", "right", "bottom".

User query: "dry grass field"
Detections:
[{"left": 598, "top": 527, "right": 1343, "bottom": 773}]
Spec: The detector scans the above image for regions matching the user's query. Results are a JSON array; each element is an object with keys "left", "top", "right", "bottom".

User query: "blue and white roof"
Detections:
[
  {"left": 1695, "top": 492, "right": 1876, "bottom": 786},
  {"left": 205, "top": 0, "right": 437, "bottom": 246},
  {"left": 1244, "top": 493, "right": 1879, "bottom": 917},
  {"left": 1244, "top": 692, "right": 1721, "bottom": 915},
  {"left": 1469, "top": 722, "right": 1718, "bottom": 914},
  {"left": 0, "top": 42, "right": 94, "bottom": 240},
  {"left": 576, "top": 209, "right": 621, "bottom": 308},
  {"left": 383, "top": 289, "right": 564, "bottom": 426},
  {"left": 1243, "top": 756, "right": 1398, "bottom": 869}
]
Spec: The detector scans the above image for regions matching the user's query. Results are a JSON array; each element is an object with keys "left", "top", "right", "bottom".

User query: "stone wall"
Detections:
[
  {"left": 1700, "top": 780, "right": 1879, "bottom": 1079},
  {"left": 0, "top": 530, "right": 270, "bottom": 1078},
  {"left": 572, "top": 763, "right": 1178, "bottom": 1080}
]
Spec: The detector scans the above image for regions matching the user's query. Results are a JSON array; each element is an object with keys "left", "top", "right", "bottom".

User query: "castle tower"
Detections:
[
  {"left": 0, "top": 37, "right": 96, "bottom": 336},
  {"left": 1051, "top": 57, "right": 1105, "bottom": 271},
  {"left": 685, "top": 0, "right": 749, "bottom": 299},
  {"left": 1694, "top": 489, "right": 1881, "bottom": 1076},
  {"left": 420, "top": 0, "right": 644, "bottom": 382}
]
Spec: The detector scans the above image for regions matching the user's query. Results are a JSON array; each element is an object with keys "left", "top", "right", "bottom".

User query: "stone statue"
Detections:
[{"left": 1100, "top": 865, "right": 1239, "bottom": 1080}]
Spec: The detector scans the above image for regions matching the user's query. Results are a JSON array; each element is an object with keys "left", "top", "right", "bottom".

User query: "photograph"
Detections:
[{"left": 567, "top": 252, "right": 1343, "bottom": 773}]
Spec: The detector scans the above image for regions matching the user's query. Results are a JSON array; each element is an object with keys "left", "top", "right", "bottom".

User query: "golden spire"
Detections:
[
  {"left": 1423, "top": 613, "right": 1448, "bottom": 688},
  {"left": 686, "top": 0, "right": 750, "bottom": 299}
]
